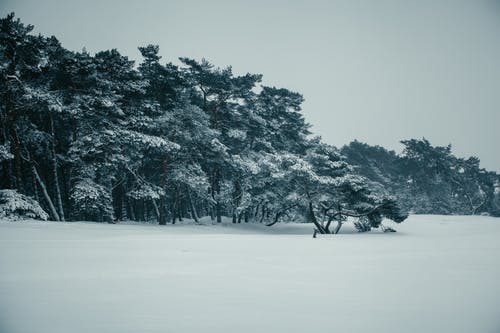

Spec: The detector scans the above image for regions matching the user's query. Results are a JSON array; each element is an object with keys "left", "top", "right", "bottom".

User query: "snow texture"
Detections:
[
  {"left": 0, "top": 215, "right": 499, "bottom": 333},
  {"left": 0, "top": 189, "right": 49, "bottom": 220},
  {"left": 0, "top": 144, "right": 13, "bottom": 162}
]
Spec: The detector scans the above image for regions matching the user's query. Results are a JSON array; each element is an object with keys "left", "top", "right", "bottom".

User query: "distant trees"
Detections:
[{"left": 342, "top": 139, "right": 500, "bottom": 216}]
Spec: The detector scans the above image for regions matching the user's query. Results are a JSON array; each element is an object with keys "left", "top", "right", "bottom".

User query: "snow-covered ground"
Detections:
[{"left": 1, "top": 215, "right": 499, "bottom": 333}]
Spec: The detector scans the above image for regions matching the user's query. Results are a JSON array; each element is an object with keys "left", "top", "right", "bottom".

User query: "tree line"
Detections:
[
  {"left": 0, "top": 14, "right": 496, "bottom": 232},
  {"left": 342, "top": 139, "right": 500, "bottom": 216}
]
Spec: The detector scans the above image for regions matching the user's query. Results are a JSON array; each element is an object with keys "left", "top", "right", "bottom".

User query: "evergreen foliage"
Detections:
[
  {"left": 2, "top": 13, "right": 495, "bottom": 232},
  {"left": 342, "top": 139, "right": 500, "bottom": 216},
  {"left": 0, "top": 189, "right": 48, "bottom": 220}
]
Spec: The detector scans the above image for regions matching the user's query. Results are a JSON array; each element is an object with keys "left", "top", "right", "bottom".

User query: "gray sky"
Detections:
[{"left": 2, "top": 0, "right": 500, "bottom": 171}]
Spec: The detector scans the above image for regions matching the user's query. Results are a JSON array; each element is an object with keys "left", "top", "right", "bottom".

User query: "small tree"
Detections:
[
  {"left": 70, "top": 178, "right": 114, "bottom": 222},
  {"left": 0, "top": 189, "right": 48, "bottom": 220}
]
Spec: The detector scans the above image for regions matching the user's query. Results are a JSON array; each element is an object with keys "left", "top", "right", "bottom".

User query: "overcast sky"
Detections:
[{"left": 2, "top": 0, "right": 499, "bottom": 171}]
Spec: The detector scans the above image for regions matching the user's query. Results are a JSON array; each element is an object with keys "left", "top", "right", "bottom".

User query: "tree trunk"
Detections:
[
  {"left": 187, "top": 189, "right": 199, "bottom": 223},
  {"left": 159, "top": 197, "right": 167, "bottom": 225},
  {"left": 32, "top": 163, "right": 60, "bottom": 221},
  {"left": 5, "top": 50, "right": 24, "bottom": 193},
  {"left": 176, "top": 195, "right": 183, "bottom": 222},
  {"left": 177, "top": 205, "right": 183, "bottom": 222},
  {"left": 120, "top": 186, "right": 127, "bottom": 220},
  {"left": 259, "top": 205, "right": 266, "bottom": 223},
  {"left": 232, "top": 180, "right": 242, "bottom": 224},
  {"left": 50, "top": 115, "right": 65, "bottom": 221},
  {"left": 216, "top": 198, "right": 222, "bottom": 223},
  {"left": 12, "top": 122, "right": 23, "bottom": 193},
  {"left": 266, "top": 212, "right": 282, "bottom": 227},
  {"left": 6, "top": 160, "right": 15, "bottom": 189},
  {"left": 333, "top": 221, "right": 343, "bottom": 234},
  {"left": 141, "top": 199, "right": 146, "bottom": 221},
  {"left": 216, "top": 201, "right": 222, "bottom": 222},
  {"left": 309, "top": 202, "right": 326, "bottom": 234},
  {"left": 210, "top": 206, "right": 215, "bottom": 221},
  {"left": 159, "top": 157, "right": 167, "bottom": 225},
  {"left": 152, "top": 199, "right": 160, "bottom": 222},
  {"left": 209, "top": 173, "right": 216, "bottom": 222},
  {"left": 32, "top": 169, "right": 39, "bottom": 203},
  {"left": 213, "top": 169, "right": 222, "bottom": 223},
  {"left": 171, "top": 192, "right": 177, "bottom": 224},
  {"left": 128, "top": 197, "right": 136, "bottom": 221},
  {"left": 254, "top": 203, "right": 260, "bottom": 219},
  {"left": 324, "top": 215, "right": 335, "bottom": 234}
]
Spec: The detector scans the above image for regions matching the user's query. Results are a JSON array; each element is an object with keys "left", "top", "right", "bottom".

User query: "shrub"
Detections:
[{"left": 0, "top": 189, "right": 49, "bottom": 220}]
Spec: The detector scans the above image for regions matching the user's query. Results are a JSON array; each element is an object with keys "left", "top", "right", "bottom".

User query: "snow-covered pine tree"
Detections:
[{"left": 2, "top": 13, "right": 496, "bottom": 227}]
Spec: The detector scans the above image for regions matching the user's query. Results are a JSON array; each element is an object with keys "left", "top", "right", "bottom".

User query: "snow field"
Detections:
[{"left": 0, "top": 215, "right": 499, "bottom": 333}]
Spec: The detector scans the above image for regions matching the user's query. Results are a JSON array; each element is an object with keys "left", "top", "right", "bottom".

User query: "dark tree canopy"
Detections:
[
  {"left": 3, "top": 13, "right": 495, "bottom": 233},
  {"left": 342, "top": 139, "right": 500, "bottom": 216}
]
